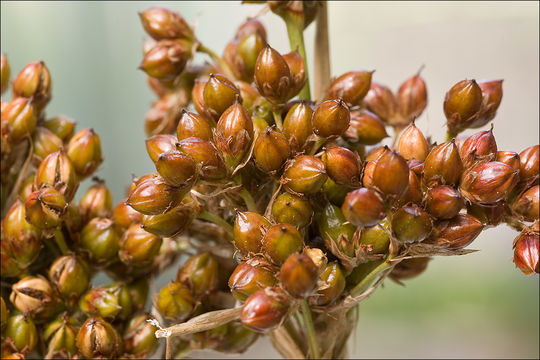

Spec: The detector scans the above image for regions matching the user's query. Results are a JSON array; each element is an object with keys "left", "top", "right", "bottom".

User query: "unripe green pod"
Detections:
[
  {"left": 325, "top": 71, "right": 373, "bottom": 107},
  {"left": 79, "top": 180, "right": 113, "bottom": 223},
  {"left": 127, "top": 173, "right": 188, "bottom": 215},
  {"left": 43, "top": 314, "right": 78, "bottom": 358},
  {"left": 283, "top": 101, "right": 313, "bottom": 152},
  {"left": 35, "top": 149, "right": 78, "bottom": 202},
  {"left": 176, "top": 252, "right": 220, "bottom": 297},
  {"left": 177, "top": 136, "right": 227, "bottom": 180},
  {"left": 145, "top": 134, "right": 177, "bottom": 163},
  {"left": 106, "top": 282, "right": 134, "bottom": 320},
  {"left": 31, "top": 126, "right": 63, "bottom": 163},
  {"left": 322, "top": 177, "right": 350, "bottom": 206},
  {"left": 139, "top": 39, "right": 191, "bottom": 80},
  {"left": 430, "top": 213, "right": 483, "bottom": 249},
  {"left": 204, "top": 74, "right": 241, "bottom": 120},
  {"left": 119, "top": 224, "right": 162, "bottom": 267},
  {"left": 254, "top": 127, "right": 291, "bottom": 173},
  {"left": 139, "top": 7, "right": 194, "bottom": 40},
  {"left": 344, "top": 110, "right": 388, "bottom": 145},
  {"left": 371, "top": 148, "right": 409, "bottom": 198},
  {"left": 66, "top": 128, "right": 103, "bottom": 179},
  {"left": 312, "top": 99, "right": 350, "bottom": 138},
  {"left": 49, "top": 254, "right": 91, "bottom": 305},
  {"left": 10, "top": 276, "right": 62, "bottom": 323},
  {"left": 262, "top": 223, "right": 303, "bottom": 265},
  {"left": 312, "top": 262, "right": 346, "bottom": 306},
  {"left": 25, "top": 188, "right": 67, "bottom": 230},
  {"left": 460, "top": 161, "right": 518, "bottom": 205},
  {"left": 228, "top": 259, "right": 277, "bottom": 301},
  {"left": 79, "top": 286, "right": 122, "bottom": 319},
  {"left": 392, "top": 204, "right": 433, "bottom": 243},
  {"left": 390, "top": 257, "right": 430, "bottom": 281},
  {"left": 272, "top": 192, "right": 313, "bottom": 227},
  {"left": 234, "top": 211, "right": 271, "bottom": 254},
  {"left": 425, "top": 185, "right": 464, "bottom": 220},
  {"left": 397, "top": 122, "right": 429, "bottom": 161},
  {"left": 42, "top": 115, "right": 76, "bottom": 141},
  {"left": 254, "top": 45, "right": 292, "bottom": 104},
  {"left": 3, "top": 97, "right": 37, "bottom": 144},
  {"left": 76, "top": 317, "right": 123, "bottom": 359},
  {"left": 424, "top": 140, "right": 463, "bottom": 187},
  {"left": 156, "top": 282, "right": 194, "bottom": 322},
  {"left": 322, "top": 146, "right": 362, "bottom": 187},
  {"left": 317, "top": 203, "right": 356, "bottom": 250},
  {"left": 279, "top": 253, "right": 318, "bottom": 298},
  {"left": 240, "top": 287, "right": 291, "bottom": 332},
  {"left": 142, "top": 203, "right": 195, "bottom": 237},
  {"left": 5, "top": 314, "right": 38, "bottom": 353},
  {"left": 282, "top": 155, "right": 327, "bottom": 195},
  {"left": 177, "top": 110, "right": 214, "bottom": 141},
  {"left": 444, "top": 79, "right": 483, "bottom": 134},
  {"left": 235, "top": 32, "right": 267, "bottom": 81},
  {"left": 79, "top": 217, "right": 120, "bottom": 264},
  {"left": 342, "top": 187, "right": 385, "bottom": 227},
  {"left": 359, "top": 220, "right": 390, "bottom": 254},
  {"left": 123, "top": 313, "right": 158, "bottom": 357}
]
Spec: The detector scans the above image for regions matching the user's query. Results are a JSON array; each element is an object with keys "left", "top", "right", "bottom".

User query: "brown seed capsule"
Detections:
[
  {"left": 240, "top": 287, "right": 290, "bottom": 332},
  {"left": 466, "top": 201, "right": 504, "bottom": 227},
  {"left": 12, "top": 61, "right": 52, "bottom": 111},
  {"left": 254, "top": 45, "right": 292, "bottom": 104},
  {"left": 397, "top": 73, "right": 427, "bottom": 122},
  {"left": 139, "top": 7, "right": 194, "bottom": 40},
  {"left": 119, "top": 224, "right": 162, "bottom": 267},
  {"left": 513, "top": 230, "right": 539, "bottom": 275},
  {"left": 283, "top": 101, "right": 313, "bottom": 151},
  {"left": 154, "top": 149, "right": 197, "bottom": 187},
  {"left": 235, "top": 80, "right": 261, "bottom": 111},
  {"left": 325, "top": 71, "right": 373, "bottom": 107},
  {"left": 363, "top": 82, "right": 398, "bottom": 123},
  {"left": 460, "top": 161, "right": 518, "bottom": 204},
  {"left": 282, "top": 50, "right": 306, "bottom": 98},
  {"left": 176, "top": 110, "right": 213, "bottom": 141},
  {"left": 142, "top": 203, "right": 195, "bottom": 237},
  {"left": 282, "top": 155, "right": 327, "bottom": 195},
  {"left": 431, "top": 213, "right": 483, "bottom": 249},
  {"left": 312, "top": 99, "right": 351, "bottom": 138},
  {"left": 390, "top": 257, "right": 430, "bottom": 281},
  {"left": 234, "top": 211, "right": 271, "bottom": 254},
  {"left": 79, "top": 286, "right": 122, "bottom": 319},
  {"left": 229, "top": 259, "right": 277, "bottom": 301},
  {"left": 321, "top": 146, "right": 362, "bottom": 188},
  {"left": 262, "top": 223, "right": 304, "bottom": 265},
  {"left": 146, "top": 134, "right": 178, "bottom": 163},
  {"left": 177, "top": 137, "right": 227, "bottom": 180},
  {"left": 365, "top": 145, "right": 389, "bottom": 162},
  {"left": 511, "top": 185, "right": 540, "bottom": 222},
  {"left": 31, "top": 126, "right": 63, "bottom": 163},
  {"left": 236, "top": 18, "right": 267, "bottom": 41},
  {"left": 49, "top": 255, "right": 91, "bottom": 304},
  {"left": 392, "top": 204, "right": 433, "bottom": 243},
  {"left": 25, "top": 188, "right": 67, "bottom": 230},
  {"left": 156, "top": 282, "right": 194, "bottom": 322},
  {"left": 76, "top": 317, "right": 122, "bottom": 359},
  {"left": 344, "top": 110, "right": 388, "bottom": 145},
  {"left": 228, "top": 33, "right": 267, "bottom": 82},
  {"left": 496, "top": 150, "right": 521, "bottom": 172},
  {"left": 10, "top": 276, "right": 61, "bottom": 322},
  {"left": 192, "top": 79, "right": 213, "bottom": 120},
  {"left": 425, "top": 185, "right": 464, "bottom": 219},
  {"left": 42, "top": 115, "right": 76, "bottom": 141},
  {"left": 43, "top": 314, "right": 78, "bottom": 357},
  {"left": 5, "top": 314, "right": 38, "bottom": 353},
  {"left": 395, "top": 169, "right": 423, "bottom": 208},
  {"left": 371, "top": 148, "right": 409, "bottom": 198},
  {"left": 79, "top": 217, "right": 120, "bottom": 264},
  {"left": 359, "top": 220, "right": 391, "bottom": 254},
  {"left": 127, "top": 173, "right": 188, "bottom": 215},
  {"left": 459, "top": 128, "right": 498, "bottom": 168},
  {"left": 519, "top": 145, "right": 539, "bottom": 184},
  {"left": 444, "top": 79, "right": 483, "bottom": 134},
  {"left": 204, "top": 74, "right": 241, "bottom": 120},
  {"left": 35, "top": 149, "right": 78, "bottom": 202},
  {"left": 312, "top": 261, "right": 346, "bottom": 306},
  {"left": 140, "top": 39, "right": 191, "bottom": 80},
  {"left": 423, "top": 140, "right": 463, "bottom": 187},
  {"left": 397, "top": 123, "right": 429, "bottom": 161},
  {"left": 66, "top": 128, "right": 103, "bottom": 179},
  {"left": 342, "top": 187, "right": 385, "bottom": 227},
  {"left": 1, "top": 53, "right": 10, "bottom": 94},
  {"left": 144, "top": 94, "right": 181, "bottom": 137},
  {"left": 176, "top": 252, "right": 219, "bottom": 297},
  {"left": 471, "top": 79, "right": 503, "bottom": 128},
  {"left": 18, "top": 173, "right": 35, "bottom": 202},
  {"left": 254, "top": 127, "right": 291, "bottom": 173},
  {"left": 279, "top": 253, "right": 318, "bottom": 298},
  {"left": 3, "top": 97, "right": 37, "bottom": 144},
  {"left": 79, "top": 180, "right": 113, "bottom": 223},
  {"left": 123, "top": 313, "right": 158, "bottom": 358},
  {"left": 272, "top": 192, "right": 313, "bottom": 228},
  {"left": 113, "top": 199, "right": 143, "bottom": 233}
]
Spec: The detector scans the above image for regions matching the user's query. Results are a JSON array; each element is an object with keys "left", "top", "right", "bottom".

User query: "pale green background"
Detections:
[{"left": 1, "top": 1, "right": 539, "bottom": 358}]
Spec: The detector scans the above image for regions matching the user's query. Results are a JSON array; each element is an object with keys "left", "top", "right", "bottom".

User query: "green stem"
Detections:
[
  {"left": 284, "top": 15, "right": 311, "bottom": 100},
  {"left": 197, "top": 43, "right": 235, "bottom": 79},
  {"left": 198, "top": 210, "right": 234, "bottom": 238},
  {"left": 445, "top": 131, "right": 457, "bottom": 142},
  {"left": 272, "top": 110, "right": 284, "bottom": 130},
  {"left": 54, "top": 229, "right": 69, "bottom": 254},
  {"left": 299, "top": 299, "right": 320, "bottom": 359},
  {"left": 350, "top": 256, "right": 394, "bottom": 297},
  {"left": 308, "top": 138, "right": 326, "bottom": 156},
  {"left": 233, "top": 175, "right": 258, "bottom": 212}
]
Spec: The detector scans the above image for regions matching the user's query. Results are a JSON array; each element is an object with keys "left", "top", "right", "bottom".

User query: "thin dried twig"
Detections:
[
  {"left": 270, "top": 325, "right": 305, "bottom": 359},
  {"left": 314, "top": 1, "right": 330, "bottom": 101}
]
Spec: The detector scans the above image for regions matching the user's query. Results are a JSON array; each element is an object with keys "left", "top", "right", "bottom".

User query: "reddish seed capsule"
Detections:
[
  {"left": 12, "top": 61, "right": 52, "bottom": 111},
  {"left": 519, "top": 145, "right": 539, "bottom": 184},
  {"left": 423, "top": 140, "right": 463, "bottom": 187},
  {"left": 431, "top": 214, "right": 483, "bottom": 249},
  {"left": 254, "top": 45, "right": 292, "bottom": 104},
  {"left": 342, "top": 188, "right": 385, "bottom": 227},
  {"left": 282, "top": 50, "right": 306, "bottom": 99},
  {"left": 425, "top": 185, "right": 464, "bottom": 219},
  {"left": 282, "top": 101, "right": 313, "bottom": 152},
  {"left": 262, "top": 223, "right": 304, "bottom": 265},
  {"left": 391, "top": 204, "right": 433, "bottom": 243},
  {"left": 214, "top": 102, "right": 254, "bottom": 169},
  {"left": 460, "top": 161, "right": 518, "bottom": 205},
  {"left": 177, "top": 137, "right": 227, "bottom": 180},
  {"left": 496, "top": 151, "right": 521, "bottom": 172},
  {"left": 204, "top": 74, "right": 241, "bottom": 120},
  {"left": 459, "top": 128, "right": 498, "bottom": 168},
  {"left": 324, "top": 71, "right": 373, "bottom": 107},
  {"left": 25, "top": 188, "right": 67, "bottom": 230},
  {"left": 322, "top": 146, "right": 362, "bottom": 188},
  {"left": 139, "top": 7, "right": 194, "bottom": 40},
  {"left": 113, "top": 199, "right": 143, "bottom": 233},
  {"left": 397, "top": 123, "right": 429, "bottom": 161},
  {"left": 364, "top": 145, "right": 388, "bottom": 162},
  {"left": 234, "top": 211, "right": 271, "bottom": 255},
  {"left": 344, "top": 110, "right": 388, "bottom": 146},
  {"left": 312, "top": 99, "right": 350, "bottom": 138},
  {"left": 146, "top": 134, "right": 178, "bottom": 164},
  {"left": 155, "top": 150, "right": 197, "bottom": 187},
  {"left": 511, "top": 185, "right": 540, "bottom": 222},
  {"left": 397, "top": 73, "right": 427, "bottom": 122},
  {"left": 254, "top": 127, "right": 291, "bottom": 173},
  {"left": 176, "top": 110, "right": 213, "bottom": 141},
  {"left": 363, "top": 82, "right": 398, "bottom": 124},
  {"left": 471, "top": 79, "right": 503, "bottom": 128},
  {"left": 444, "top": 79, "right": 483, "bottom": 135},
  {"left": 1, "top": 53, "right": 10, "bottom": 94},
  {"left": 389, "top": 257, "right": 430, "bottom": 281},
  {"left": 240, "top": 287, "right": 290, "bottom": 332},
  {"left": 67, "top": 128, "right": 103, "bottom": 179},
  {"left": 395, "top": 169, "right": 423, "bottom": 208},
  {"left": 282, "top": 155, "right": 327, "bottom": 195},
  {"left": 127, "top": 173, "right": 188, "bottom": 215},
  {"left": 229, "top": 259, "right": 277, "bottom": 302},
  {"left": 35, "top": 149, "right": 78, "bottom": 202},
  {"left": 513, "top": 230, "right": 539, "bottom": 275},
  {"left": 119, "top": 224, "right": 162, "bottom": 267},
  {"left": 371, "top": 148, "right": 409, "bottom": 198},
  {"left": 279, "top": 253, "right": 318, "bottom": 298},
  {"left": 271, "top": 192, "right": 313, "bottom": 228}
]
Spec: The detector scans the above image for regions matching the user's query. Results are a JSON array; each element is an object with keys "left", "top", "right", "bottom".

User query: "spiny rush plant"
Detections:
[{"left": 0, "top": 2, "right": 538, "bottom": 359}]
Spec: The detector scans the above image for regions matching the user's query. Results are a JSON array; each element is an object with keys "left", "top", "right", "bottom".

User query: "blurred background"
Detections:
[{"left": 1, "top": 1, "right": 538, "bottom": 358}]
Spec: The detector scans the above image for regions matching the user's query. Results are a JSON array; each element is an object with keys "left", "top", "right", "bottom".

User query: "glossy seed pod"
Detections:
[
  {"left": 317, "top": 203, "right": 356, "bottom": 255},
  {"left": 513, "top": 230, "right": 539, "bottom": 275},
  {"left": 154, "top": 149, "right": 197, "bottom": 187},
  {"left": 118, "top": 224, "right": 162, "bottom": 267},
  {"left": 471, "top": 79, "right": 503, "bottom": 128},
  {"left": 12, "top": 61, "right": 52, "bottom": 110},
  {"left": 139, "top": 7, "right": 194, "bottom": 40},
  {"left": 142, "top": 203, "right": 194, "bottom": 237},
  {"left": 214, "top": 102, "right": 254, "bottom": 169},
  {"left": 42, "top": 115, "right": 76, "bottom": 141},
  {"left": 10, "top": 276, "right": 61, "bottom": 322},
  {"left": 79, "top": 286, "right": 122, "bottom": 319},
  {"left": 236, "top": 18, "right": 267, "bottom": 40},
  {"left": 322, "top": 177, "right": 350, "bottom": 206},
  {"left": 79, "top": 217, "right": 120, "bottom": 264},
  {"left": 25, "top": 188, "right": 67, "bottom": 230},
  {"left": 395, "top": 169, "right": 423, "bottom": 208},
  {"left": 66, "top": 128, "right": 103, "bottom": 179},
  {"left": 460, "top": 161, "right": 518, "bottom": 204},
  {"left": 324, "top": 71, "right": 373, "bottom": 107},
  {"left": 371, "top": 148, "right": 409, "bottom": 198},
  {"left": 176, "top": 252, "right": 219, "bottom": 297},
  {"left": 145, "top": 134, "right": 178, "bottom": 163},
  {"left": 425, "top": 185, "right": 464, "bottom": 219},
  {"left": 235, "top": 32, "right": 268, "bottom": 82},
  {"left": 262, "top": 223, "right": 304, "bottom": 265},
  {"left": 3, "top": 97, "right": 37, "bottom": 144},
  {"left": 31, "top": 126, "right": 63, "bottom": 163},
  {"left": 344, "top": 110, "right": 388, "bottom": 145},
  {"left": 359, "top": 219, "right": 391, "bottom": 254},
  {"left": 254, "top": 45, "right": 292, "bottom": 104},
  {"left": 444, "top": 79, "right": 483, "bottom": 134},
  {"left": 204, "top": 74, "right": 241, "bottom": 120},
  {"left": 496, "top": 151, "right": 521, "bottom": 172},
  {"left": 229, "top": 259, "right": 277, "bottom": 301},
  {"left": 312, "top": 262, "right": 346, "bottom": 306},
  {"left": 312, "top": 99, "right": 350, "bottom": 138},
  {"left": 1, "top": 53, "right": 10, "bottom": 94},
  {"left": 282, "top": 155, "right": 327, "bottom": 195},
  {"left": 49, "top": 255, "right": 91, "bottom": 304},
  {"left": 430, "top": 213, "right": 483, "bottom": 249},
  {"left": 76, "top": 317, "right": 122, "bottom": 359},
  {"left": 397, "top": 123, "right": 429, "bottom": 161},
  {"left": 364, "top": 145, "right": 388, "bottom": 162},
  {"left": 423, "top": 140, "right": 463, "bottom": 187},
  {"left": 35, "top": 149, "right": 78, "bottom": 202},
  {"left": 511, "top": 185, "right": 540, "bottom": 222},
  {"left": 113, "top": 199, "right": 143, "bottom": 233},
  {"left": 272, "top": 192, "right": 313, "bottom": 227},
  {"left": 363, "top": 82, "right": 398, "bottom": 123},
  {"left": 389, "top": 257, "right": 430, "bottom": 281},
  {"left": 43, "top": 314, "right": 78, "bottom": 358},
  {"left": 282, "top": 50, "right": 306, "bottom": 98},
  {"left": 123, "top": 313, "right": 158, "bottom": 358},
  {"left": 519, "top": 145, "right": 539, "bottom": 184},
  {"left": 79, "top": 180, "right": 113, "bottom": 223},
  {"left": 397, "top": 73, "right": 427, "bottom": 122},
  {"left": 177, "top": 137, "right": 227, "bottom": 180},
  {"left": 342, "top": 187, "right": 385, "bottom": 227},
  {"left": 127, "top": 173, "right": 188, "bottom": 215},
  {"left": 156, "top": 282, "right": 194, "bottom": 322},
  {"left": 5, "top": 314, "right": 38, "bottom": 353},
  {"left": 139, "top": 39, "right": 191, "bottom": 80},
  {"left": 235, "top": 80, "right": 261, "bottom": 111},
  {"left": 234, "top": 211, "right": 271, "bottom": 254},
  {"left": 279, "top": 253, "right": 318, "bottom": 298},
  {"left": 282, "top": 101, "right": 313, "bottom": 151},
  {"left": 466, "top": 201, "right": 504, "bottom": 227},
  {"left": 176, "top": 110, "right": 213, "bottom": 141},
  {"left": 459, "top": 128, "right": 498, "bottom": 168},
  {"left": 254, "top": 127, "right": 291, "bottom": 173},
  {"left": 18, "top": 173, "right": 35, "bottom": 202},
  {"left": 322, "top": 146, "right": 362, "bottom": 187},
  {"left": 391, "top": 204, "right": 433, "bottom": 243},
  {"left": 240, "top": 287, "right": 290, "bottom": 332}
]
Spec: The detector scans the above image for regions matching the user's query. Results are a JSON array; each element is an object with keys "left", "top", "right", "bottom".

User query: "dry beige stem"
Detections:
[
  {"left": 314, "top": 1, "right": 330, "bottom": 101},
  {"left": 270, "top": 325, "right": 305, "bottom": 359}
]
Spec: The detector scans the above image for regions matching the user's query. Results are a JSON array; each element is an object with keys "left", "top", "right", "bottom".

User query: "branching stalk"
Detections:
[{"left": 54, "top": 229, "right": 69, "bottom": 255}]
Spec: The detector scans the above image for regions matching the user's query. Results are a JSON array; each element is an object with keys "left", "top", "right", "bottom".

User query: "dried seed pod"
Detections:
[
  {"left": 444, "top": 79, "right": 483, "bottom": 134},
  {"left": 79, "top": 286, "right": 122, "bottom": 319},
  {"left": 513, "top": 230, "right": 539, "bottom": 275},
  {"left": 139, "top": 7, "right": 194, "bottom": 40},
  {"left": 279, "top": 253, "right": 318, "bottom": 298},
  {"left": 254, "top": 45, "right": 292, "bottom": 104},
  {"left": 390, "top": 257, "right": 430, "bottom": 281},
  {"left": 142, "top": 203, "right": 195, "bottom": 237},
  {"left": 79, "top": 217, "right": 120, "bottom": 264},
  {"left": 123, "top": 313, "right": 158, "bottom": 358},
  {"left": 324, "top": 71, "right": 373, "bottom": 107},
  {"left": 43, "top": 314, "right": 78, "bottom": 358},
  {"left": 359, "top": 220, "right": 390, "bottom": 254},
  {"left": 49, "top": 255, "right": 91, "bottom": 304},
  {"left": 466, "top": 201, "right": 504, "bottom": 227},
  {"left": 459, "top": 128, "right": 498, "bottom": 168},
  {"left": 42, "top": 115, "right": 76, "bottom": 141},
  {"left": 312, "top": 99, "right": 350, "bottom": 138},
  {"left": 79, "top": 180, "right": 113, "bottom": 223},
  {"left": 154, "top": 149, "right": 197, "bottom": 187},
  {"left": 204, "top": 74, "right": 241, "bottom": 119},
  {"left": 177, "top": 137, "right": 227, "bottom": 180},
  {"left": 35, "top": 149, "right": 78, "bottom": 202},
  {"left": 423, "top": 140, "right": 463, "bottom": 187},
  {"left": 282, "top": 50, "right": 306, "bottom": 98},
  {"left": 262, "top": 223, "right": 304, "bottom": 265},
  {"left": 342, "top": 187, "right": 385, "bottom": 227},
  {"left": 240, "top": 287, "right": 290, "bottom": 332},
  {"left": 397, "top": 73, "right": 427, "bottom": 122},
  {"left": 511, "top": 185, "right": 539, "bottom": 222},
  {"left": 234, "top": 211, "right": 271, "bottom": 254},
  {"left": 76, "top": 317, "right": 122, "bottom": 359},
  {"left": 282, "top": 155, "right": 327, "bottom": 195},
  {"left": 31, "top": 126, "right": 63, "bottom": 163},
  {"left": 430, "top": 213, "right": 483, "bottom": 249},
  {"left": 312, "top": 261, "right": 346, "bottom": 306},
  {"left": 176, "top": 252, "right": 219, "bottom": 297},
  {"left": 25, "top": 188, "right": 67, "bottom": 230},
  {"left": 282, "top": 101, "right": 313, "bottom": 151},
  {"left": 395, "top": 169, "right": 423, "bottom": 208},
  {"left": 3, "top": 97, "right": 37, "bottom": 144},
  {"left": 1, "top": 53, "right": 10, "bottom": 94},
  {"left": 119, "top": 224, "right": 162, "bottom": 267},
  {"left": 471, "top": 79, "right": 503, "bottom": 128},
  {"left": 139, "top": 39, "right": 191, "bottom": 80},
  {"left": 66, "top": 128, "right": 103, "bottom": 179},
  {"left": 254, "top": 127, "right": 291, "bottom": 173},
  {"left": 363, "top": 82, "right": 398, "bottom": 123},
  {"left": 12, "top": 61, "right": 52, "bottom": 110},
  {"left": 229, "top": 259, "right": 277, "bottom": 301},
  {"left": 322, "top": 146, "right": 362, "bottom": 187},
  {"left": 146, "top": 134, "right": 178, "bottom": 163},
  {"left": 460, "top": 161, "right": 518, "bottom": 204},
  {"left": 113, "top": 199, "right": 143, "bottom": 233},
  {"left": 425, "top": 185, "right": 464, "bottom": 219},
  {"left": 156, "top": 282, "right": 194, "bottom": 322},
  {"left": 10, "top": 276, "right": 61, "bottom": 322},
  {"left": 344, "top": 110, "right": 388, "bottom": 145},
  {"left": 5, "top": 314, "right": 38, "bottom": 353},
  {"left": 271, "top": 192, "right": 313, "bottom": 227},
  {"left": 397, "top": 122, "right": 429, "bottom": 161},
  {"left": 236, "top": 18, "right": 267, "bottom": 40},
  {"left": 176, "top": 110, "right": 213, "bottom": 141},
  {"left": 519, "top": 145, "right": 539, "bottom": 184},
  {"left": 392, "top": 204, "right": 433, "bottom": 243},
  {"left": 371, "top": 148, "right": 409, "bottom": 198},
  {"left": 127, "top": 173, "right": 188, "bottom": 215},
  {"left": 496, "top": 150, "right": 521, "bottom": 172}
]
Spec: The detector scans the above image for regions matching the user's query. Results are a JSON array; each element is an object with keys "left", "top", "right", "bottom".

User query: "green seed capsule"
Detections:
[
  {"left": 317, "top": 203, "right": 356, "bottom": 250},
  {"left": 346, "top": 260, "right": 383, "bottom": 290},
  {"left": 262, "top": 223, "right": 303, "bottom": 265},
  {"left": 176, "top": 252, "right": 220, "bottom": 297},
  {"left": 31, "top": 126, "right": 63, "bottom": 163},
  {"left": 79, "top": 286, "right": 122, "bottom": 319},
  {"left": 391, "top": 204, "right": 433, "bottom": 243},
  {"left": 12, "top": 61, "right": 52, "bottom": 111},
  {"left": 43, "top": 314, "right": 78, "bottom": 358},
  {"left": 283, "top": 101, "right": 313, "bottom": 152},
  {"left": 5, "top": 314, "right": 38, "bottom": 353},
  {"left": 49, "top": 255, "right": 91, "bottom": 305},
  {"left": 204, "top": 74, "right": 241, "bottom": 120},
  {"left": 359, "top": 220, "right": 390, "bottom": 254},
  {"left": 312, "top": 262, "right": 346, "bottom": 306},
  {"left": 119, "top": 224, "right": 162, "bottom": 267},
  {"left": 76, "top": 317, "right": 122, "bottom": 359},
  {"left": 228, "top": 259, "right": 277, "bottom": 301},
  {"left": 234, "top": 211, "right": 271, "bottom": 255},
  {"left": 67, "top": 128, "right": 103, "bottom": 179},
  {"left": 156, "top": 282, "right": 194, "bottom": 322},
  {"left": 123, "top": 313, "right": 158, "bottom": 357},
  {"left": 79, "top": 217, "right": 120, "bottom": 264},
  {"left": 272, "top": 192, "right": 313, "bottom": 228}
]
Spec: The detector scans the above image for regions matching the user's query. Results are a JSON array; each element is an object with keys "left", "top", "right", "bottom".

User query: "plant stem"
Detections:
[
  {"left": 300, "top": 299, "right": 320, "bottom": 359},
  {"left": 197, "top": 43, "right": 235, "bottom": 79},
  {"left": 54, "top": 229, "right": 69, "bottom": 255},
  {"left": 272, "top": 109, "right": 284, "bottom": 130},
  {"left": 233, "top": 175, "right": 258, "bottom": 212},
  {"left": 198, "top": 210, "right": 234, "bottom": 237},
  {"left": 350, "top": 256, "right": 394, "bottom": 297},
  {"left": 284, "top": 15, "right": 311, "bottom": 100},
  {"left": 314, "top": 1, "right": 330, "bottom": 101},
  {"left": 308, "top": 138, "right": 326, "bottom": 156},
  {"left": 445, "top": 131, "right": 457, "bottom": 142}
]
